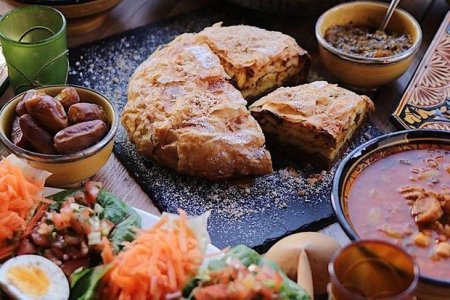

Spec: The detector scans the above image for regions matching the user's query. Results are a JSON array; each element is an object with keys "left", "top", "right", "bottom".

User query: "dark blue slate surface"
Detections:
[{"left": 67, "top": 2, "right": 382, "bottom": 252}]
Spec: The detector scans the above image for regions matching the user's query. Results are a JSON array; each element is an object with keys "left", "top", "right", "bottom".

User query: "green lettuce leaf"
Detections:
[
  {"left": 109, "top": 212, "right": 141, "bottom": 252},
  {"left": 183, "top": 245, "right": 311, "bottom": 300},
  {"left": 69, "top": 265, "right": 111, "bottom": 300},
  {"left": 96, "top": 190, "right": 136, "bottom": 225},
  {"left": 223, "top": 244, "right": 261, "bottom": 267}
]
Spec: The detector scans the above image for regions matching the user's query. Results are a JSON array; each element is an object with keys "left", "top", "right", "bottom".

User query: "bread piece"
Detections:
[
  {"left": 249, "top": 81, "right": 374, "bottom": 166},
  {"left": 265, "top": 232, "right": 341, "bottom": 298},
  {"left": 122, "top": 34, "right": 273, "bottom": 180},
  {"left": 196, "top": 24, "right": 310, "bottom": 101}
]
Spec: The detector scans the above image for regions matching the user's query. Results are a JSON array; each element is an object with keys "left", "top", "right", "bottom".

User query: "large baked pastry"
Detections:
[
  {"left": 196, "top": 24, "right": 310, "bottom": 101},
  {"left": 122, "top": 34, "right": 273, "bottom": 180},
  {"left": 249, "top": 81, "right": 375, "bottom": 167}
]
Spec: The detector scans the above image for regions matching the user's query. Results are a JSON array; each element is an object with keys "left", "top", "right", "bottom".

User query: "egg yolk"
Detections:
[{"left": 7, "top": 266, "right": 50, "bottom": 296}]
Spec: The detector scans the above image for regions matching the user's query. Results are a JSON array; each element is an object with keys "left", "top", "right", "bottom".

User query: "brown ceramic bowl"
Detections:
[
  {"left": 315, "top": 1, "right": 422, "bottom": 90},
  {"left": 0, "top": 85, "right": 118, "bottom": 187},
  {"left": 332, "top": 130, "right": 450, "bottom": 299}
]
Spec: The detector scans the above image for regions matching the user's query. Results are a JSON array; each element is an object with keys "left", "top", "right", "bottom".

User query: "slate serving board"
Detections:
[{"left": 67, "top": 2, "right": 382, "bottom": 252}]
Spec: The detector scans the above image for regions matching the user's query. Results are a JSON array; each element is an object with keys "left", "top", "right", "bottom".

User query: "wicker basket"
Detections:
[{"left": 226, "top": 0, "right": 344, "bottom": 15}]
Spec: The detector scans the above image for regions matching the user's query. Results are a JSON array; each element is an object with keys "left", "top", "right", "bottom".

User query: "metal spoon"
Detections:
[{"left": 380, "top": 0, "right": 401, "bottom": 32}]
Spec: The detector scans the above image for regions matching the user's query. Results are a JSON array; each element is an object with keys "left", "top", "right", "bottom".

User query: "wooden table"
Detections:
[{"left": 0, "top": 0, "right": 448, "bottom": 247}]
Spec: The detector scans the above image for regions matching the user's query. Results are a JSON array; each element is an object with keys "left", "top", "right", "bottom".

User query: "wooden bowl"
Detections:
[
  {"left": 226, "top": 0, "right": 343, "bottom": 16},
  {"left": 332, "top": 130, "right": 450, "bottom": 299},
  {"left": 0, "top": 85, "right": 118, "bottom": 187},
  {"left": 315, "top": 1, "right": 422, "bottom": 90},
  {"left": 5, "top": 0, "right": 122, "bottom": 36}
]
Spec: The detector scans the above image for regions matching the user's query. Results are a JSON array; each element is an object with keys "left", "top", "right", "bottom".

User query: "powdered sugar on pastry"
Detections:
[{"left": 122, "top": 33, "right": 273, "bottom": 180}]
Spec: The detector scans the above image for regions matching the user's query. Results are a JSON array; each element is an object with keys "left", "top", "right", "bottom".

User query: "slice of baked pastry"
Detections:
[
  {"left": 249, "top": 81, "right": 375, "bottom": 167},
  {"left": 196, "top": 24, "right": 310, "bottom": 101},
  {"left": 122, "top": 34, "right": 273, "bottom": 180}
]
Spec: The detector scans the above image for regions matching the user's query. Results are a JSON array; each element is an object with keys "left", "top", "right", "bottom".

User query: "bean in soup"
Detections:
[{"left": 346, "top": 145, "right": 450, "bottom": 281}]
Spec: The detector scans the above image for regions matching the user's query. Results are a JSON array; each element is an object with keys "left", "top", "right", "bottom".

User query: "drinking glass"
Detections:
[
  {"left": 0, "top": 5, "right": 68, "bottom": 94},
  {"left": 328, "top": 240, "right": 419, "bottom": 300}
]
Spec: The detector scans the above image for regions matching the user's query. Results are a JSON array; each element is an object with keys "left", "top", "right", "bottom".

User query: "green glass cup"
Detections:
[{"left": 0, "top": 5, "right": 68, "bottom": 94}]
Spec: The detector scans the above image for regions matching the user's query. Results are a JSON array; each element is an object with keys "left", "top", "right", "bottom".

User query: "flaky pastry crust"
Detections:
[
  {"left": 122, "top": 34, "right": 273, "bottom": 180},
  {"left": 196, "top": 23, "right": 310, "bottom": 100},
  {"left": 249, "top": 81, "right": 375, "bottom": 165}
]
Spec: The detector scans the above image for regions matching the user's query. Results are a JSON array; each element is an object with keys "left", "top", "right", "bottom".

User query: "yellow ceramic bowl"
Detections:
[
  {"left": 315, "top": 1, "right": 422, "bottom": 89},
  {"left": 0, "top": 85, "right": 118, "bottom": 187}
]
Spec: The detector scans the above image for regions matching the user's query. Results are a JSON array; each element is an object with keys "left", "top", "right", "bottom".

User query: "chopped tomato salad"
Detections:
[
  {"left": 193, "top": 259, "right": 284, "bottom": 300},
  {"left": 17, "top": 182, "right": 115, "bottom": 276}
]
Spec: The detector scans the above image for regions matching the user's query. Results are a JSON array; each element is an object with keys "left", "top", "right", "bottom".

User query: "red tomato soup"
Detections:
[{"left": 346, "top": 145, "right": 450, "bottom": 281}]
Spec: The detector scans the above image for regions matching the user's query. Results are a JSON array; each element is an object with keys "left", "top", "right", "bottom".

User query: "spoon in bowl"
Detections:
[{"left": 380, "top": 0, "right": 401, "bottom": 31}]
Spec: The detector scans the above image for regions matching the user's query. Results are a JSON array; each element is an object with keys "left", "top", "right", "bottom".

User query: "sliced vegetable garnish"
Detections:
[
  {"left": 99, "top": 210, "right": 207, "bottom": 300},
  {"left": 48, "top": 186, "right": 141, "bottom": 252},
  {"left": 163, "top": 209, "right": 211, "bottom": 254},
  {"left": 17, "top": 182, "right": 141, "bottom": 277},
  {"left": 183, "top": 245, "right": 311, "bottom": 300},
  {"left": 100, "top": 237, "right": 114, "bottom": 264},
  {"left": 0, "top": 155, "right": 50, "bottom": 256}
]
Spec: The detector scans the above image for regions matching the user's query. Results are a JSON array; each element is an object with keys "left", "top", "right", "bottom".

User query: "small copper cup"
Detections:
[{"left": 329, "top": 240, "right": 419, "bottom": 300}]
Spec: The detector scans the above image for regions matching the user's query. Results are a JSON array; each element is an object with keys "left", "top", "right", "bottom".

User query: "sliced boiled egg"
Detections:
[{"left": 0, "top": 255, "right": 69, "bottom": 300}]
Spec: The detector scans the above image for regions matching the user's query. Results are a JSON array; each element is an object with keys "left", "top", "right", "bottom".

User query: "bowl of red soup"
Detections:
[{"left": 332, "top": 130, "right": 450, "bottom": 299}]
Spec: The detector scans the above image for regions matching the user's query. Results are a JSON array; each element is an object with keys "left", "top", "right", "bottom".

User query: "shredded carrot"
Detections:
[
  {"left": 0, "top": 158, "right": 46, "bottom": 252},
  {"left": 39, "top": 197, "right": 56, "bottom": 204},
  {"left": 23, "top": 203, "right": 49, "bottom": 237},
  {"left": 101, "top": 236, "right": 115, "bottom": 264},
  {"left": 0, "top": 244, "right": 16, "bottom": 261},
  {"left": 101, "top": 210, "right": 203, "bottom": 300}
]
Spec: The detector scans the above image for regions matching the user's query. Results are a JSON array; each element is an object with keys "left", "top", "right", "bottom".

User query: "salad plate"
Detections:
[{"left": 43, "top": 187, "right": 221, "bottom": 255}]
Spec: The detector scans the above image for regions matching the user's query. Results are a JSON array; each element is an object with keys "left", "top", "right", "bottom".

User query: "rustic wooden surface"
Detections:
[{"left": 0, "top": 0, "right": 448, "bottom": 246}]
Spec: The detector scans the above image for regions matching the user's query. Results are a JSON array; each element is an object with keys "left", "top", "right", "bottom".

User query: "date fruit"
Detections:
[
  {"left": 12, "top": 87, "right": 110, "bottom": 156},
  {"left": 55, "top": 87, "right": 80, "bottom": 110},
  {"left": 11, "top": 117, "right": 29, "bottom": 149},
  {"left": 16, "top": 89, "right": 41, "bottom": 116},
  {"left": 54, "top": 120, "right": 107, "bottom": 154},
  {"left": 25, "top": 94, "right": 68, "bottom": 133},
  {"left": 68, "top": 103, "right": 107, "bottom": 124},
  {"left": 19, "top": 114, "right": 56, "bottom": 154}
]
